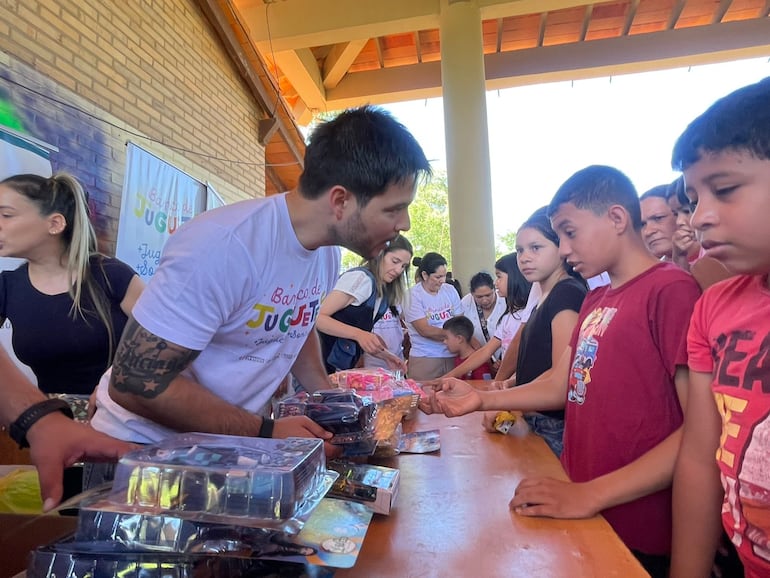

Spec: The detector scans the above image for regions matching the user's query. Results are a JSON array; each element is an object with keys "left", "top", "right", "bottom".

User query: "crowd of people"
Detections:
[{"left": 2, "top": 77, "right": 769, "bottom": 578}]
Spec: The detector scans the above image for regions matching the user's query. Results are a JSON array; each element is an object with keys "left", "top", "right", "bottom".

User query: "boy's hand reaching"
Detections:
[
  {"left": 510, "top": 477, "right": 600, "bottom": 519},
  {"left": 435, "top": 378, "right": 482, "bottom": 417}
]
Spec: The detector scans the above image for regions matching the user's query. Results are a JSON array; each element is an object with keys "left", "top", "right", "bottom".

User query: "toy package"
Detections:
[
  {"left": 81, "top": 433, "right": 335, "bottom": 533},
  {"left": 277, "top": 390, "right": 378, "bottom": 456},
  {"left": 329, "top": 368, "right": 425, "bottom": 405},
  {"left": 326, "top": 461, "right": 400, "bottom": 515}
]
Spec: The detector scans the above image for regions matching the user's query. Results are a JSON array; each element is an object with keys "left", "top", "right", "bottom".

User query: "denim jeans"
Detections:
[{"left": 524, "top": 412, "right": 565, "bottom": 457}]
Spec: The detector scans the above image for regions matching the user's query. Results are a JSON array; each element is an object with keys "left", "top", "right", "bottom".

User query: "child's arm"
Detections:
[
  {"left": 510, "top": 365, "right": 689, "bottom": 519},
  {"left": 443, "top": 338, "right": 500, "bottom": 379},
  {"left": 492, "top": 325, "right": 523, "bottom": 381},
  {"left": 670, "top": 370, "right": 724, "bottom": 578},
  {"left": 436, "top": 345, "right": 572, "bottom": 416}
]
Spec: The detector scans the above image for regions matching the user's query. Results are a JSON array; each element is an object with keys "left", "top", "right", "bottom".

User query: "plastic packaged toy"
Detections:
[{"left": 81, "top": 433, "right": 336, "bottom": 532}]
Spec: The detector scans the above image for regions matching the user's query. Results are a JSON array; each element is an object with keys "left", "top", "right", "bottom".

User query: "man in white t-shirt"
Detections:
[{"left": 92, "top": 106, "right": 431, "bottom": 446}]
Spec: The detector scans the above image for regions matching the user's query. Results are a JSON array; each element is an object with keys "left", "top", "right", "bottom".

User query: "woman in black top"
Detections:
[{"left": 0, "top": 173, "right": 143, "bottom": 400}]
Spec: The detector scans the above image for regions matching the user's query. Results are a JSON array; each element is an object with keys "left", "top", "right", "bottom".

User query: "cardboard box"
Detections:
[
  {"left": 0, "top": 513, "right": 77, "bottom": 577},
  {"left": 326, "top": 461, "right": 400, "bottom": 515}
]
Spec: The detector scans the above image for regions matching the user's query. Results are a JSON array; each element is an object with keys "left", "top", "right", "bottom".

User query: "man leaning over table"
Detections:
[{"left": 89, "top": 107, "right": 431, "bottom": 471}]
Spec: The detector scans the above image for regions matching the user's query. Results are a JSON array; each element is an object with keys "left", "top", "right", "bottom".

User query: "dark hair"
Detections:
[
  {"left": 666, "top": 176, "right": 690, "bottom": 208},
  {"left": 494, "top": 252, "right": 531, "bottom": 315},
  {"left": 519, "top": 206, "right": 584, "bottom": 283},
  {"left": 520, "top": 206, "right": 559, "bottom": 246},
  {"left": 362, "top": 234, "right": 413, "bottom": 307},
  {"left": 413, "top": 252, "right": 447, "bottom": 282},
  {"left": 547, "top": 165, "right": 643, "bottom": 231},
  {"left": 445, "top": 271, "right": 463, "bottom": 298},
  {"left": 639, "top": 184, "right": 669, "bottom": 202},
  {"left": 672, "top": 76, "right": 770, "bottom": 171},
  {"left": 443, "top": 315, "right": 474, "bottom": 341},
  {"left": 299, "top": 106, "right": 432, "bottom": 206},
  {"left": 469, "top": 271, "right": 495, "bottom": 293}
]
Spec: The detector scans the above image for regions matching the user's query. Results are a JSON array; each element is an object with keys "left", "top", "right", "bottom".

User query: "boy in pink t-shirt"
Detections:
[
  {"left": 443, "top": 316, "right": 493, "bottom": 380},
  {"left": 670, "top": 77, "right": 770, "bottom": 578}
]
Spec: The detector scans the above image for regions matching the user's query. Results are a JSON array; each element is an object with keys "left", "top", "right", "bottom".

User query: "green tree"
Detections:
[
  {"left": 406, "top": 171, "right": 452, "bottom": 267},
  {"left": 495, "top": 230, "right": 517, "bottom": 259}
]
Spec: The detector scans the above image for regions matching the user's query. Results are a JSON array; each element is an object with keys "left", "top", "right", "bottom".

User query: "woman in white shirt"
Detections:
[
  {"left": 442, "top": 252, "right": 534, "bottom": 381},
  {"left": 460, "top": 271, "right": 507, "bottom": 357},
  {"left": 317, "top": 235, "right": 412, "bottom": 373},
  {"left": 405, "top": 252, "right": 462, "bottom": 381}
]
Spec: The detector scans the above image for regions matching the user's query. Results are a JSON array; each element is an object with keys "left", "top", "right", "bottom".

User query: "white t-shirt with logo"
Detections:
[
  {"left": 362, "top": 306, "right": 404, "bottom": 369},
  {"left": 93, "top": 193, "right": 340, "bottom": 443},
  {"left": 460, "top": 293, "right": 507, "bottom": 348},
  {"left": 492, "top": 284, "right": 539, "bottom": 357},
  {"left": 405, "top": 282, "right": 462, "bottom": 358}
]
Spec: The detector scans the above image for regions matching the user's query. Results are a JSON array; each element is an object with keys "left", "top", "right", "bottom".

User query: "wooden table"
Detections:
[{"left": 337, "top": 409, "right": 648, "bottom": 577}]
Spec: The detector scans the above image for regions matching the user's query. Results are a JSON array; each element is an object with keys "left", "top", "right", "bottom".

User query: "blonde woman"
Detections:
[
  {"left": 0, "top": 173, "right": 143, "bottom": 399},
  {"left": 317, "top": 234, "right": 412, "bottom": 373}
]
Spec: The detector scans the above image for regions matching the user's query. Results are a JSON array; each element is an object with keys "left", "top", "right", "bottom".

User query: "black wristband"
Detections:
[
  {"left": 9, "top": 398, "right": 74, "bottom": 449},
  {"left": 258, "top": 418, "right": 275, "bottom": 438}
]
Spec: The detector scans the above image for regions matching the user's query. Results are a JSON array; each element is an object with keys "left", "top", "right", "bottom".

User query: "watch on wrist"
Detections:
[
  {"left": 9, "top": 398, "right": 74, "bottom": 449},
  {"left": 259, "top": 417, "right": 275, "bottom": 438}
]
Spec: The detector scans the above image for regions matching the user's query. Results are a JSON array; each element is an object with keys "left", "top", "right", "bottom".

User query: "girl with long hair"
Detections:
[{"left": 489, "top": 206, "right": 587, "bottom": 455}]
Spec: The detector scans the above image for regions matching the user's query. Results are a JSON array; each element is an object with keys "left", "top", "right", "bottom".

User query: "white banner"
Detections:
[
  {"left": 116, "top": 143, "right": 206, "bottom": 281},
  {"left": 1, "top": 127, "right": 54, "bottom": 382}
]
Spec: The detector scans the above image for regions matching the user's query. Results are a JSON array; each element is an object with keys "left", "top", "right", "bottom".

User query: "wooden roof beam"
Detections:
[
  {"left": 237, "top": 0, "right": 599, "bottom": 50},
  {"left": 375, "top": 37, "right": 385, "bottom": 69},
  {"left": 667, "top": 0, "right": 686, "bottom": 30},
  {"left": 271, "top": 48, "right": 327, "bottom": 114},
  {"left": 323, "top": 39, "right": 368, "bottom": 89},
  {"left": 323, "top": 18, "right": 770, "bottom": 109},
  {"left": 579, "top": 5, "right": 594, "bottom": 42},
  {"left": 479, "top": 0, "right": 598, "bottom": 20},
  {"left": 712, "top": 0, "right": 734, "bottom": 24},
  {"left": 197, "top": 0, "right": 304, "bottom": 167},
  {"left": 537, "top": 12, "right": 548, "bottom": 47},
  {"left": 622, "top": 0, "right": 640, "bottom": 36},
  {"left": 238, "top": 0, "right": 439, "bottom": 51}
]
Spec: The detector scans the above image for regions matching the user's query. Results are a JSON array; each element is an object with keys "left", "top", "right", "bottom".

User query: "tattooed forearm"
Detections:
[{"left": 111, "top": 318, "right": 200, "bottom": 398}]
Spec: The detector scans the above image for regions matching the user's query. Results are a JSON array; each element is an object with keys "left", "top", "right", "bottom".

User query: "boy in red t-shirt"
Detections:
[
  {"left": 431, "top": 165, "right": 701, "bottom": 578},
  {"left": 442, "top": 316, "right": 493, "bottom": 380},
  {"left": 670, "top": 77, "right": 770, "bottom": 578}
]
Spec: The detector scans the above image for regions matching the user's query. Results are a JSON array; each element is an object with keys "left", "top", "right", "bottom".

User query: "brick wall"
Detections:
[{"left": 0, "top": 0, "right": 267, "bottom": 255}]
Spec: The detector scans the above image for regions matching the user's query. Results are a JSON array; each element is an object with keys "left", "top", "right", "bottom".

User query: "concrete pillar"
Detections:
[{"left": 439, "top": 0, "right": 495, "bottom": 291}]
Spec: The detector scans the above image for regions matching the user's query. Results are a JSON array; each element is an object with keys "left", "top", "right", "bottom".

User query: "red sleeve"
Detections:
[
  {"left": 687, "top": 291, "right": 716, "bottom": 374},
  {"left": 651, "top": 276, "right": 701, "bottom": 376}
]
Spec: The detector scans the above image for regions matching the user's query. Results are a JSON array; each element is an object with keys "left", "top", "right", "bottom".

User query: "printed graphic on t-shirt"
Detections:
[
  {"left": 567, "top": 306, "right": 616, "bottom": 405},
  {"left": 711, "top": 327, "right": 770, "bottom": 567},
  {"left": 425, "top": 306, "right": 453, "bottom": 324},
  {"left": 241, "top": 280, "right": 326, "bottom": 361}
]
